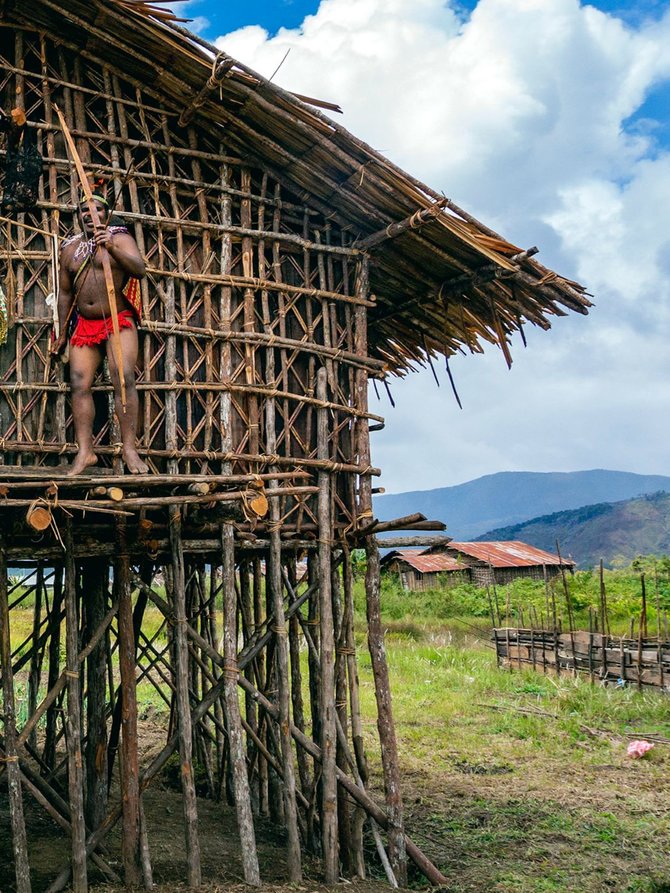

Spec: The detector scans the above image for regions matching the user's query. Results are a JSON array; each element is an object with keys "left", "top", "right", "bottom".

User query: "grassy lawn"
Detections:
[{"left": 357, "top": 620, "right": 670, "bottom": 892}]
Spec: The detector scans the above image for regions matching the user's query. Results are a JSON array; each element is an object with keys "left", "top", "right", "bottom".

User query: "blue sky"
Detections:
[
  {"left": 187, "top": 1, "right": 670, "bottom": 149},
  {"left": 191, "top": 0, "right": 669, "bottom": 37},
  {"left": 195, "top": 0, "right": 670, "bottom": 142},
  {"left": 171, "top": 0, "right": 670, "bottom": 492}
]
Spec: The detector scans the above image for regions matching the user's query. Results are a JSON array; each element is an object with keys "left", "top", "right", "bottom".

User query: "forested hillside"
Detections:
[
  {"left": 375, "top": 469, "right": 670, "bottom": 540},
  {"left": 478, "top": 491, "right": 670, "bottom": 568}
]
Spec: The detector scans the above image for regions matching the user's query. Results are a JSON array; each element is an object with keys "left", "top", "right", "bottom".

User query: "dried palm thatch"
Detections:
[{"left": 2, "top": 0, "right": 589, "bottom": 377}]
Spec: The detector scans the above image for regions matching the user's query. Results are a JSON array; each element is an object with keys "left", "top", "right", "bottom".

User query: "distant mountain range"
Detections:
[
  {"left": 374, "top": 469, "right": 670, "bottom": 541},
  {"left": 479, "top": 491, "right": 670, "bottom": 568}
]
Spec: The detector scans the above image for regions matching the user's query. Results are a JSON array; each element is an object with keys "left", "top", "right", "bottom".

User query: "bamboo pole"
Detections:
[
  {"left": 83, "top": 561, "right": 109, "bottom": 832},
  {"left": 266, "top": 367, "right": 302, "bottom": 879},
  {"left": 316, "top": 367, "right": 339, "bottom": 883},
  {"left": 354, "top": 256, "right": 407, "bottom": 884},
  {"left": 0, "top": 533, "right": 32, "bottom": 893},
  {"left": 116, "top": 520, "right": 143, "bottom": 885},
  {"left": 63, "top": 520, "right": 88, "bottom": 892},
  {"left": 168, "top": 507, "right": 202, "bottom": 887},
  {"left": 221, "top": 524, "right": 261, "bottom": 885}
]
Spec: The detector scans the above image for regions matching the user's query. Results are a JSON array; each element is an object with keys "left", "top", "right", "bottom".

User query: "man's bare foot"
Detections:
[
  {"left": 67, "top": 450, "right": 98, "bottom": 476},
  {"left": 123, "top": 446, "right": 149, "bottom": 475}
]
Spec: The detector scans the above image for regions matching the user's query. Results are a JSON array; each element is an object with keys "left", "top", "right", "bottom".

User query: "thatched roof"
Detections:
[{"left": 2, "top": 0, "right": 591, "bottom": 374}]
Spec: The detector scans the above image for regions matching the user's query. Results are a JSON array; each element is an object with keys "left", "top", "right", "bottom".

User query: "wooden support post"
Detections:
[
  {"left": 364, "top": 538, "right": 407, "bottom": 885},
  {"left": 342, "top": 549, "right": 367, "bottom": 878},
  {"left": 253, "top": 556, "right": 269, "bottom": 817},
  {"left": 267, "top": 480, "right": 302, "bottom": 878},
  {"left": 64, "top": 520, "right": 88, "bottom": 892},
  {"left": 44, "top": 565, "right": 63, "bottom": 773},
  {"left": 168, "top": 507, "right": 202, "bottom": 887},
  {"left": 83, "top": 561, "right": 109, "bottom": 832},
  {"left": 316, "top": 367, "right": 339, "bottom": 883},
  {"left": 284, "top": 564, "right": 315, "bottom": 851},
  {"left": 115, "top": 521, "right": 143, "bottom": 886},
  {"left": 221, "top": 523, "right": 260, "bottom": 885},
  {"left": 354, "top": 255, "right": 407, "bottom": 885},
  {"left": 27, "top": 565, "right": 45, "bottom": 752},
  {"left": 238, "top": 560, "right": 259, "bottom": 810},
  {"left": 333, "top": 558, "right": 353, "bottom": 876},
  {"left": 0, "top": 533, "right": 32, "bottom": 893}
]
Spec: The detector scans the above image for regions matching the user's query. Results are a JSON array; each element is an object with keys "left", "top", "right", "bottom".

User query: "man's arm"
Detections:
[
  {"left": 94, "top": 229, "right": 146, "bottom": 279},
  {"left": 52, "top": 252, "right": 74, "bottom": 354}
]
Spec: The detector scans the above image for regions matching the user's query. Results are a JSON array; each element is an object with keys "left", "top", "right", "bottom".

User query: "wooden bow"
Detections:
[{"left": 54, "top": 104, "right": 127, "bottom": 411}]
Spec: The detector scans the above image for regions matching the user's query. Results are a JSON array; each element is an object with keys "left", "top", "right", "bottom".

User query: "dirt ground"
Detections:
[{"left": 1, "top": 713, "right": 669, "bottom": 893}]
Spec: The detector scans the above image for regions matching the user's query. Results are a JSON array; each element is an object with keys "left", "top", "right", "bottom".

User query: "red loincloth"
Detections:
[{"left": 70, "top": 309, "right": 135, "bottom": 347}]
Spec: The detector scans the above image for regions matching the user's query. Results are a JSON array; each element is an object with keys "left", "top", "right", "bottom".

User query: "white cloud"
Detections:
[
  {"left": 164, "top": 0, "right": 210, "bottom": 33},
  {"left": 215, "top": 0, "right": 670, "bottom": 492}
]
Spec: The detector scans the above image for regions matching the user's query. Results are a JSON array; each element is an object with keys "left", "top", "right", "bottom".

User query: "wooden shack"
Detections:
[
  {"left": 381, "top": 549, "right": 468, "bottom": 591},
  {"left": 0, "top": 2, "right": 591, "bottom": 890}
]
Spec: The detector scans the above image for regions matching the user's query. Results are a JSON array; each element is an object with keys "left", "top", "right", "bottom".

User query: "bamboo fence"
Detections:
[{"left": 494, "top": 628, "right": 670, "bottom": 692}]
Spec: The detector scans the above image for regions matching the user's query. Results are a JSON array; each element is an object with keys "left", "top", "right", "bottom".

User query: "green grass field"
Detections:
[{"left": 360, "top": 622, "right": 670, "bottom": 891}]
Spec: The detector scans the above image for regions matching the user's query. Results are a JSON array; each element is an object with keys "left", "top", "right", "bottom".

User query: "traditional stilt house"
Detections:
[{"left": 0, "top": 2, "right": 591, "bottom": 890}]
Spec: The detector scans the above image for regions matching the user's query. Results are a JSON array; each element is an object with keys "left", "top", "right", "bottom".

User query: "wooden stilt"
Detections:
[
  {"left": 285, "top": 562, "right": 315, "bottom": 851},
  {"left": 342, "top": 547, "right": 367, "bottom": 878},
  {"left": 267, "top": 484, "right": 302, "bottom": 879},
  {"left": 364, "top": 540, "right": 407, "bottom": 884},
  {"left": 43, "top": 565, "right": 63, "bottom": 774},
  {"left": 27, "top": 564, "right": 44, "bottom": 752},
  {"left": 316, "top": 367, "right": 339, "bottom": 883},
  {"left": 0, "top": 533, "right": 32, "bottom": 893},
  {"left": 354, "top": 255, "right": 407, "bottom": 886},
  {"left": 221, "top": 523, "right": 261, "bottom": 885},
  {"left": 333, "top": 558, "right": 353, "bottom": 876},
  {"left": 253, "top": 556, "right": 269, "bottom": 818},
  {"left": 83, "top": 560, "right": 109, "bottom": 832},
  {"left": 168, "top": 507, "right": 202, "bottom": 887},
  {"left": 239, "top": 559, "right": 260, "bottom": 812},
  {"left": 64, "top": 520, "right": 88, "bottom": 892},
  {"left": 116, "top": 520, "right": 143, "bottom": 885}
]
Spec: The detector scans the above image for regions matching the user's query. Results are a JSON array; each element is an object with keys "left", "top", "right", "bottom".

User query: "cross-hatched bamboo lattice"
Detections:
[{"left": 0, "top": 27, "right": 380, "bottom": 512}]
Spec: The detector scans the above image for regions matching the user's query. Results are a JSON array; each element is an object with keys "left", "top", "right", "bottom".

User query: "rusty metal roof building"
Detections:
[
  {"left": 382, "top": 549, "right": 464, "bottom": 574},
  {"left": 444, "top": 541, "right": 575, "bottom": 568}
]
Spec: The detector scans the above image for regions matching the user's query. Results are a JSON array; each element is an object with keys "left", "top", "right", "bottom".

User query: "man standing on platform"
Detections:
[{"left": 52, "top": 178, "right": 149, "bottom": 475}]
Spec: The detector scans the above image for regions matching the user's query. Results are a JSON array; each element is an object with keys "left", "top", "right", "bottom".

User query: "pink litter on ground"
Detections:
[{"left": 627, "top": 740, "right": 654, "bottom": 759}]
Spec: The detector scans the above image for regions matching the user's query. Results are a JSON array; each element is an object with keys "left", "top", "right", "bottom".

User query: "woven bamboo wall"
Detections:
[{"left": 0, "top": 25, "right": 382, "bottom": 532}]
